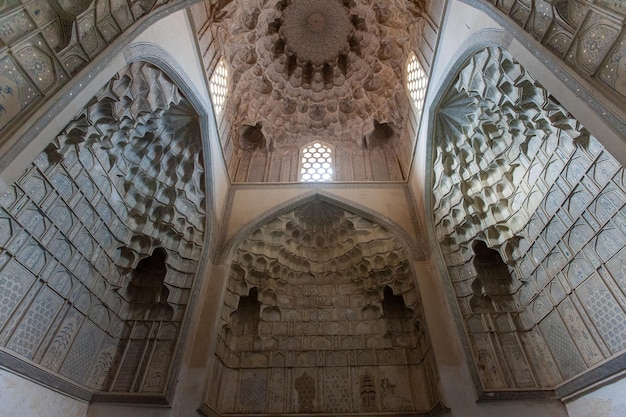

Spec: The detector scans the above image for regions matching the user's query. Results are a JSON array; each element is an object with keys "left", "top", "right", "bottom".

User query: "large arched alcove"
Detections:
[
  {"left": 430, "top": 45, "right": 626, "bottom": 397},
  {"left": 0, "top": 60, "right": 208, "bottom": 403},
  {"left": 204, "top": 198, "right": 442, "bottom": 416}
]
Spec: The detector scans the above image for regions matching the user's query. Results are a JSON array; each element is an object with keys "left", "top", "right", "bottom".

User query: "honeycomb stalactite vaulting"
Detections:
[
  {"left": 207, "top": 200, "right": 440, "bottom": 415},
  {"left": 213, "top": 0, "right": 425, "bottom": 182},
  {"left": 433, "top": 46, "right": 626, "bottom": 392},
  {"left": 223, "top": 0, "right": 424, "bottom": 144},
  {"left": 0, "top": 61, "right": 206, "bottom": 398}
]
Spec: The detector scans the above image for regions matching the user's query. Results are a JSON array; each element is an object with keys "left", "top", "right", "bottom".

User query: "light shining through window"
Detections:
[
  {"left": 209, "top": 59, "right": 229, "bottom": 116},
  {"left": 300, "top": 142, "right": 334, "bottom": 182},
  {"left": 407, "top": 53, "right": 427, "bottom": 115}
]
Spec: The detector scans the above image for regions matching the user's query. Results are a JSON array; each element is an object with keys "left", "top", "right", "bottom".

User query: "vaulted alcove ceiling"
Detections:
[
  {"left": 207, "top": 199, "right": 441, "bottom": 415},
  {"left": 213, "top": 0, "right": 425, "bottom": 153}
]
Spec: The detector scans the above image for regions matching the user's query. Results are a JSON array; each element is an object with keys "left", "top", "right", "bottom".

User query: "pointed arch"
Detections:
[
  {"left": 217, "top": 190, "right": 425, "bottom": 264},
  {"left": 209, "top": 193, "right": 441, "bottom": 416},
  {"left": 425, "top": 42, "right": 626, "bottom": 398}
]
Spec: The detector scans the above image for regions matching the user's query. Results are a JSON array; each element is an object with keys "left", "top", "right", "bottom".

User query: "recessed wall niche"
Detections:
[
  {"left": 204, "top": 199, "right": 442, "bottom": 416},
  {"left": 432, "top": 46, "right": 626, "bottom": 394},
  {"left": 0, "top": 62, "right": 206, "bottom": 401}
]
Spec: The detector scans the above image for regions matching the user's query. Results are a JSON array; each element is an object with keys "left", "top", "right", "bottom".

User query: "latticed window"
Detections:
[
  {"left": 300, "top": 142, "right": 334, "bottom": 182},
  {"left": 209, "top": 59, "right": 229, "bottom": 116},
  {"left": 407, "top": 52, "right": 427, "bottom": 115}
]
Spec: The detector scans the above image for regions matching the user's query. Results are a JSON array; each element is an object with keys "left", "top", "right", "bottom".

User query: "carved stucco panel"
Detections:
[
  {"left": 209, "top": 199, "right": 439, "bottom": 414},
  {"left": 0, "top": 0, "right": 201, "bottom": 133},
  {"left": 485, "top": 0, "right": 626, "bottom": 102}
]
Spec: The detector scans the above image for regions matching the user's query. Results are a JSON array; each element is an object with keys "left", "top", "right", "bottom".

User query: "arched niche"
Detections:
[
  {"left": 204, "top": 198, "right": 442, "bottom": 416},
  {"left": 429, "top": 45, "right": 626, "bottom": 397},
  {"left": 0, "top": 60, "right": 208, "bottom": 404}
]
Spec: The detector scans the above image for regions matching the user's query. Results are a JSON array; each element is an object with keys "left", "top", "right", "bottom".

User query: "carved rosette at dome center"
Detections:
[
  {"left": 218, "top": 0, "right": 425, "bottom": 149},
  {"left": 281, "top": 0, "right": 352, "bottom": 65}
]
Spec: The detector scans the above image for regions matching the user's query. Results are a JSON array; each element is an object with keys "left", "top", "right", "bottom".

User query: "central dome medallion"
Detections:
[{"left": 281, "top": 0, "right": 352, "bottom": 65}]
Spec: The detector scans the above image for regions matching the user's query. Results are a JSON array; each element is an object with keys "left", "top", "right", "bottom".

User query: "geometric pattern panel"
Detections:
[
  {"left": 406, "top": 52, "right": 427, "bottom": 117},
  {"left": 0, "top": 0, "right": 191, "bottom": 133},
  {"left": 486, "top": 0, "right": 626, "bottom": 100},
  {"left": 300, "top": 141, "right": 334, "bottom": 182},
  {"left": 433, "top": 46, "right": 626, "bottom": 392},
  {"left": 0, "top": 61, "right": 205, "bottom": 399},
  {"left": 209, "top": 58, "right": 229, "bottom": 116}
]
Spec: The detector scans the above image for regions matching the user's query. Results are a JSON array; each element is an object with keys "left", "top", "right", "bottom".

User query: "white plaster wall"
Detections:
[
  {"left": 0, "top": 368, "right": 88, "bottom": 417},
  {"left": 565, "top": 375, "right": 626, "bottom": 417}
]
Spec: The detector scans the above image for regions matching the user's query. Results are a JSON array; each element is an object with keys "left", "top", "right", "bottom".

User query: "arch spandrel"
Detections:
[{"left": 218, "top": 191, "right": 427, "bottom": 265}]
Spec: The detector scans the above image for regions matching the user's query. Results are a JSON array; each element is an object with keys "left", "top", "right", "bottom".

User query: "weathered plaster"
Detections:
[
  {"left": 0, "top": 368, "right": 88, "bottom": 417},
  {"left": 566, "top": 375, "right": 626, "bottom": 417}
]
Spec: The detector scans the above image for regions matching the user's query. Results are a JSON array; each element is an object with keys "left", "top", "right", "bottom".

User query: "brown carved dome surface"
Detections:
[
  {"left": 218, "top": 0, "right": 424, "bottom": 148},
  {"left": 281, "top": 0, "right": 352, "bottom": 65}
]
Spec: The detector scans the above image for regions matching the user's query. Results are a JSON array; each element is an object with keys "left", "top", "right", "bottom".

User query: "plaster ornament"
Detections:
[
  {"left": 433, "top": 46, "right": 626, "bottom": 392},
  {"left": 217, "top": 0, "right": 425, "bottom": 149},
  {"left": 209, "top": 199, "right": 439, "bottom": 414}
]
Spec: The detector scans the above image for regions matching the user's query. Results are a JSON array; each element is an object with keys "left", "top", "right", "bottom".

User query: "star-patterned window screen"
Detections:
[
  {"left": 407, "top": 52, "right": 427, "bottom": 116},
  {"left": 209, "top": 59, "right": 229, "bottom": 116},
  {"left": 300, "top": 141, "right": 334, "bottom": 182}
]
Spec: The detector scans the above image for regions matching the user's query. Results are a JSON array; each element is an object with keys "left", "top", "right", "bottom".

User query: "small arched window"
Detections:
[
  {"left": 299, "top": 141, "right": 334, "bottom": 182},
  {"left": 209, "top": 58, "right": 229, "bottom": 116},
  {"left": 406, "top": 52, "right": 428, "bottom": 116}
]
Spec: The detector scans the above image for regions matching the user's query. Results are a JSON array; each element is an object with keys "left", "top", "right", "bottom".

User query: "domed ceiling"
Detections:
[{"left": 212, "top": 0, "right": 426, "bottom": 181}]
